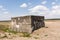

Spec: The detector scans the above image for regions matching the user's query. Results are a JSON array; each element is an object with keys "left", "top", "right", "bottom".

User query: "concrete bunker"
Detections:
[{"left": 10, "top": 15, "right": 45, "bottom": 33}]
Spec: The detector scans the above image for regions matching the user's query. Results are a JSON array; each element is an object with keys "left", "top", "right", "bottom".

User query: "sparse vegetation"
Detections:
[
  {"left": 0, "top": 24, "right": 31, "bottom": 38},
  {"left": 0, "top": 20, "right": 60, "bottom": 40},
  {"left": 1, "top": 34, "right": 7, "bottom": 38},
  {"left": 21, "top": 32, "right": 31, "bottom": 37},
  {"left": 0, "top": 25, "right": 17, "bottom": 34},
  {"left": 0, "top": 25, "right": 9, "bottom": 31},
  {"left": 45, "top": 27, "right": 48, "bottom": 28},
  {"left": 37, "top": 34, "right": 39, "bottom": 35},
  {"left": 7, "top": 30, "right": 17, "bottom": 34},
  {"left": 45, "top": 34, "right": 48, "bottom": 37},
  {"left": 34, "top": 37, "right": 39, "bottom": 39},
  {"left": 0, "top": 34, "right": 7, "bottom": 39}
]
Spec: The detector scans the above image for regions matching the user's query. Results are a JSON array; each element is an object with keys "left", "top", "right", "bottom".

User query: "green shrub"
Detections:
[
  {"left": 22, "top": 32, "right": 31, "bottom": 37},
  {"left": 8, "top": 30, "right": 17, "bottom": 34},
  {"left": 0, "top": 25, "right": 9, "bottom": 32},
  {"left": 0, "top": 25, "right": 17, "bottom": 34}
]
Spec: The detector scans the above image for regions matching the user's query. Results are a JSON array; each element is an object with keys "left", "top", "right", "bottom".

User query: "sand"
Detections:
[{"left": 0, "top": 20, "right": 60, "bottom": 40}]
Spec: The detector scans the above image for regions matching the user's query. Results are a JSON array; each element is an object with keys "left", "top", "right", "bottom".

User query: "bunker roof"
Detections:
[{"left": 11, "top": 15, "right": 44, "bottom": 19}]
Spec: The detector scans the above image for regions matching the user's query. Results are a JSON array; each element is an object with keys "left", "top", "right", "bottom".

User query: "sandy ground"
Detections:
[
  {"left": 32, "top": 21, "right": 60, "bottom": 40},
  {"left": 0, "top": 20, "right": 60, "bottom": 40}
]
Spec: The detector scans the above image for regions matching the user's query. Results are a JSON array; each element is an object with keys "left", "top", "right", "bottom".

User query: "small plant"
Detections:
[
  {"left": 45, "top": 34, "right": 48, "bottom": 37},
  {"left": 37, "top": 34, "right": 39, "bottom": 35},
  {"left": 34, "top": 37, "right": 39, "bottom": 39},
  {"left": 2, "top": 34, "right": 7, "bottom": 38},
  {"left": 6, "top": 29, "right": 18, "bottom": 34},
  {"left": 0, "top": 25, "right": 9, "bottom": 32},
  {"left": 0, "top": 34, "right": 7, "bottom": 39},
  {"left": 45, "top": 27, "right": 48, "bottom": 28},
  {"left": 9, "top": 30, "right": 17, "bottom": 34},
  {"left": 22, "top": 32, "right": 31, "bottom": 37},
  {"left": 0, "top": 25, "right": 18, "bottom": 34}
]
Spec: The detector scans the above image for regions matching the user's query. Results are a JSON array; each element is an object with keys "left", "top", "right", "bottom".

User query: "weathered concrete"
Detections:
[{"left": 10, "top": 15, "right": 45, "bottom": 33}]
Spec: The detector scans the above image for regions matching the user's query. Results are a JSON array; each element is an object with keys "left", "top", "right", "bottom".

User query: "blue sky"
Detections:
[{"left": 0, "top": 0, "right": 60, "bottom": 20}]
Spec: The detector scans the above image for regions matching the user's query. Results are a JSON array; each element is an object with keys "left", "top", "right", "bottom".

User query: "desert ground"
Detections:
[{"left": 0, "top": 20, "right": 60, "bottom": 40}]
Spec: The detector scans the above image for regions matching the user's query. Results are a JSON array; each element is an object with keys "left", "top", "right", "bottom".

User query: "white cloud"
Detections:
[
  {"left": 29, "top": 5, "right": 60, "bottom": 19},
  {"left": 3, "top": 11, "right": 9, "bottom": 14},
  {"left": 0, "top": 12, "right": 11, "bottom": 20},
  {"left": 0, "top": 5, "right": 7, "bottom": 11},
  {"left": 0, "top": 5, "right": 3, "bottom": 8},
  {"left": 55, "top": 0, "right": 58, "bottom": 1},
  {"left": 20, "top": 3, "right": 27, "bottom": 8},
  {"left": 50, "top": 5, "right": 60, "bottom": 18},
  {"left": 52, "top": 5, "right": 60, "bottom": 9},
  {"left": 0, "top": 5, "right": 11, "bottom": 20},
  {"left": 52, "top": 2, "right": 56, "bottom": 5},
  {"left": 28, "top": 3, "right": 31, "bottom": 5},
  {"left": 28, "top": 5, "right": 49, "bottom": 17},
  {"left": 2, "top": 8, "right": 7, "bottom": 11},
  {"left": 29, "top": 5, "right": 48, "bottom": 13},
  {"left": 45, "top": 5, "right": 60, "bottom": 18},
  {"left": 41, "top": 1, "right": 47, "bottom": 4},
  {"left": 0, "top": 14, "right": 11, "bottom": 20}
]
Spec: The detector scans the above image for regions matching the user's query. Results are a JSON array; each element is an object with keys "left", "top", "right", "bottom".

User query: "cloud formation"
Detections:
[
  {"left": 55, "top": 0, "right": 58, "bottom": 1},
  {"left": 3, "top": 11, "right": 9, "bottom": 14},
  {"left": 29, "top": 5, "right": 48, "bottom": 13},
  {"left": 0, "top": 5, "right": 11, "bottom": 20},
  {"left": 29, "top": 5, "right": 60, "bottom": 19},
  {"left": 20, "top": 3, "right": 27, "bottom": 8},
  {"left": 41, "top": 1, "right": 47, "bottom": 4},
  {"left": 52, "top": 2, "right": 56, "bottom": 5},
  {"left": 0, "top": 5, "right": 3, "bottom": 8},
  {"left": 49, "top": 5, "right": 60, "bottom": 18}
]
